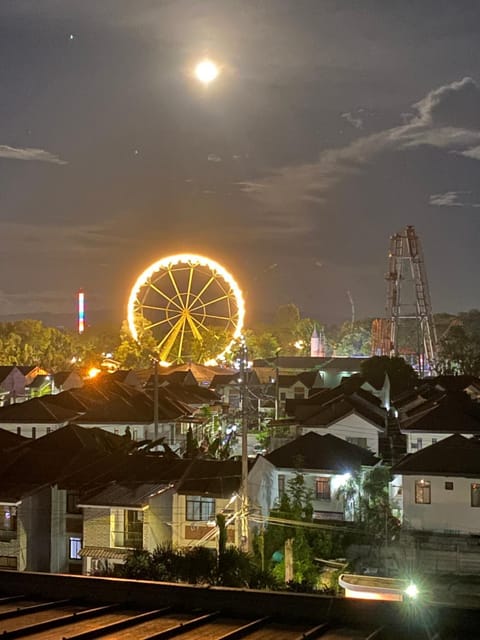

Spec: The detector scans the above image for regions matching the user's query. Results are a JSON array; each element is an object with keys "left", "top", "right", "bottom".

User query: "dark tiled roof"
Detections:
[
  {"left": 53, "top": 371, "right": 78, "bottom": 387},
  {"left": 402, "top": 392, "right": 480, "bottom": 434},
  {"left": 78, "top": 482, "right": 169, "bottom": 508},
  {"left": 0, "top": 366, "right": 18, "bottom": 384},
  {"left": 265, "top": 432, "right": 378, "bottom": 472},
  {"left": 176, "top": 458, "right": 255, "bottom": 498},
  {"left": 285, "top": 379, "right": 385, "bottom": 429},
  {"left": 0, "top": 397, "right": 78, "bottom": 423},
  {"left": 0, "top": 427, "right": 28, "bottom": 449},
  {"left": 253, "top": 356, "right": 368, "bottom": 371},
  {"left": 209, "top": 373, "right": 238, "bottom": 389},
  {"left": 392, "top": 434, "right": 480, "bottom": 477}
]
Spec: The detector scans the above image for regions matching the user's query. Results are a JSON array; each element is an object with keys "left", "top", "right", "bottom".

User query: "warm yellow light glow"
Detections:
[
  {"left": 294, "top": 340, "right": 305, "bottom": 350},
  {"left": 88, "top": 367, "right": 101, "bottom": 379},
  {"left": 194, "top": 58, "right": 219, "bottom": 85},
  {"left": 127, "top": 253, "right": 245, "bottom": 365}
]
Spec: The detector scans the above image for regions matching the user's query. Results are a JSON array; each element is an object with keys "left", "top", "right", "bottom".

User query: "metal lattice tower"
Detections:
[{"left": 384, "top": 225, "right": 438, "bottom": 373}]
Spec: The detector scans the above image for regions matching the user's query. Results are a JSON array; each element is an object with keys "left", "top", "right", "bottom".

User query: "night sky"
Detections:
[{"left": 1, "top": 1, "right": 479, "bottom": 327}]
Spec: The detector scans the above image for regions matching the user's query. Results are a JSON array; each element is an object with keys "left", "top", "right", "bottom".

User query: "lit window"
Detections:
[
  {"left": 316, "top": 477, "right": 331, "bottom": 501},
  {"left": 69, "top": 537, "right": 82, "bottom": 560},
  {"left": 471, "top": 484, "right": 480, "bottom": 508},
  {"left": 186, "top": 496, "right": 215, "bottom": 521},
  {"left": 0, "top": 506, "right": 17, "bottom": 532},
  {"left": 415, "top": 480, "right": 431, "bottom": 504}
]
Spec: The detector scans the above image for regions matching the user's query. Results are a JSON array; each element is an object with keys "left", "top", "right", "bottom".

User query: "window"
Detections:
[
  {"left": 432, "top": 438, "right": 437, "bottom": 444},
  {"left": 278, "top": 475, "right": 285, "bottom": 497},
  {"left": 280, "top": 392, "right": 286, "bottom": 401},
  {"left": 16, "top": 427, "right": 21, "bottom": 436},
  {"left": 0, "top": 556, "right": 17, "bottom": 569},
  {"left": 0, "top": 507, "right": 17, "bottom": 532},
  {"left": 186, "top": 496, "right": 215, "bottom": 522},
  {"left": 315, "top": 477, "right": 331, "bottom": 501},
  {"left": 31, "top": 426, "right": 36, "bottom": 439},
  {"left": 294, "top": 386, "right": 305, "bottom": 399},
  {"left": 445, "top": 481, "right": 454, "bottom": 491},
  {"left": 69, "top": 537, "right": 82, "bottom": 560},
  {"left": 66, "top": 491, "right": 81, "bottom": 514},
  {"left": 46, "top": 427, "right": 51, "bottom": 434},
  {"left": 112, "top": 510, "right": 144, "bottom": 548},
  {"left": 346, "top": 437, "right": 368, "bottom": 449},
  {"left": 415, "top": 480, "right": 431, "bottom": 504},
  {"left": 471, "top": 484, "right": 480, "bottom": 508}
]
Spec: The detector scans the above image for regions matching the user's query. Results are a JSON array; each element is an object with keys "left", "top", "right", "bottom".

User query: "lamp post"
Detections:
[{"left": 274, "top": 348, "right": 281, "bottom": 420}]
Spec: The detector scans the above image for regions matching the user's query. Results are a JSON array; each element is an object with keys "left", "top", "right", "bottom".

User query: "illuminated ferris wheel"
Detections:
[{"left": 127, "top": 254, "right": 245, "bottom": 365}]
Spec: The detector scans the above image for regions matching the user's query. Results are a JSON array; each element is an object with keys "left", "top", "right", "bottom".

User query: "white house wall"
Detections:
[
  {"left": 144, "top": 491, "right": 174, "bottom": 550},
  {"left": 402, "top": 474, "right": 480, "bottom": 535},
  {"left": 299, "top": 413, "right": 380, "bottom": 454},
  {"left": 405, "top": 432, "right": 471, "bottom": 453}
]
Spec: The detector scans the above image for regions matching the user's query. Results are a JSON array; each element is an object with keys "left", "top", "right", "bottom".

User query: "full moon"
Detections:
[{"left": 194, "top": 59, "right": 219, "bottom": 85}]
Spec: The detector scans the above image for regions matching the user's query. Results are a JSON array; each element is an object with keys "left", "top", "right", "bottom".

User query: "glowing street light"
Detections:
[{"left": 194, "top": 58, "right": 219, "bottom": 85}]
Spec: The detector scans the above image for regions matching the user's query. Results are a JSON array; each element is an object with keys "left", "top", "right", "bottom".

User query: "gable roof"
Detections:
[
  {"left": 392, "top": 434, "right": 480, "bottom": 477},
  {"left": 176, "top": 458, "right": 256, "bottom": 498},
  {"left": 401, "top": 391, "right": 480, "bottom": 434},
  {"left": 0, "top": 427, "right": 28, "bottom": 450},
  {"left": 266, "top": 432, "right": 378, "bottom": 472},
  {"left": 0, "top": 397, "right": 79, "bottom": 423}
]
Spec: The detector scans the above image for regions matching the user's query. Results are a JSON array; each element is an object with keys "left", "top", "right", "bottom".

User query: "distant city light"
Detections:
[
  {"left": 194, "top": 59, "right": 219, "bottom": 85},
  {"left": 88, "top": 367, "right": 101, "bottom": 379}
]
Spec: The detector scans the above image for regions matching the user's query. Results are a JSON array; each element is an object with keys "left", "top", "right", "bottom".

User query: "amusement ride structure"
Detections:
[
  {"left": 372, "top": 225, "right": 438, "bottom": 373},
  {"left": 127, "top": 254, "right": 245, "bottom": 365}
]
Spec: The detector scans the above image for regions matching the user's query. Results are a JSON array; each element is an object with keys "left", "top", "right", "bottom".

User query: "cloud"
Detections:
[
  {"left": 429, "top": 191, "right": 480, "bottom": 208},
  {"left": 341, "top": 111, "right": 363, "bottom": 129},
  {"left": 242, "top": 77, "right": 480, "bottom": 211},
  {"left": 0, "top": 144, "right": 67, "bottom": 164}
]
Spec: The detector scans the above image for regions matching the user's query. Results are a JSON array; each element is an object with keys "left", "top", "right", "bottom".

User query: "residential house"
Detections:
[
  {"left": 282, "top": 378, "right": 387, "bottom": 454},
  {"left": 52, "top": 371, "right": 84, "bottom": 393},
  {"left": 395, "top": 377, "right": 480, "bottom": 453},
  {"left": 0, "top": 424, "right": 133, "bottom": 572},
  {"left": 390, "top": 434, "right": 480, "bottom": 575},
  {"left": 392, "top": 434, "right": 480, "bottom": 536},
  {"left": 78, "top": 455, "right": 275, "bottom": 574},
  {"left": 0, "top": 396, "right": 79, "bottom": 438},
  {"left": 265, "top": 431, "right": 379, "bottom": 521},
  {"left": 0, "top": 366, "right": 27, "bottom": 405}
]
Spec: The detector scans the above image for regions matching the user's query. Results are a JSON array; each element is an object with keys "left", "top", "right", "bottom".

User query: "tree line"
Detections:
[{"left": 0, "top": 306, "right": 479, "bottom": 375}]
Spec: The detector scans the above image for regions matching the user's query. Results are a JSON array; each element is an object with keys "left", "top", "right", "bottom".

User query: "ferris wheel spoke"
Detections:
[
  {"left": 185, "top": 313, "right": 203, "bottom": 342},
  {"left": 158, "top": 316, "right": 186, "bottom": 361},
  {"left": 177, "top": 316, "right": 188, "bottom": 361},
  {"left": 184, "top": 265, "right": 195, "bottom": 309},
  {"left": 148, "top": 283, "right": 184, "bottom": 311},
  {"left": 189, "top": 292, "right": 235, "bottom": 314},
  {"left": 143, "top": 314, "right": 182, "bottom": 331},
  {"left": 167, "top": 267, "right": 186, "bottom": 309},
  {"left": 187, "top": 275, "right": 216, "bottom": 309},
  {"left": 139, "top": 303, "right": 180, "bottom": 313},
  {"left": 194, "top": 312, "right": 234, "bottom": 323}
]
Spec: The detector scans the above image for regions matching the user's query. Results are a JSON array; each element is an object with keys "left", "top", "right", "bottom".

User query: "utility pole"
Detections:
[
  {"left": 274, "top": 348, "right": 281, "bottom": 420},
  {"left": 153, "top": 356, "right": 159, "bottom": 444},
  {"left": 239, "top": 339, "right": 249, "bottom": 552}
]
